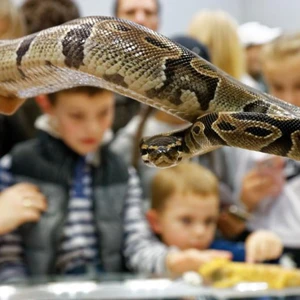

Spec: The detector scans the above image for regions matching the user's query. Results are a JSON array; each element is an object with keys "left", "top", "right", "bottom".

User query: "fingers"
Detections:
[
  {"left": 20, "top": 197, "right": 47, "bottom": 224},
  {"left": 13, "top": 183, "right": 47, "bottom": 224},
  {"left": 21, "top": 194, "right": 47, "bottom": 212},
  {"left": 8, "top": 183, "right": 47, "bottom": 212},
  {"left": 246, "top": 241, "right": 266, "bottom": 263},
  {"left": 246, "top": 231, "right": 283, "bottom": 263},
  {"left": 241, "top": 168, "right": 282, "bottom": 211},
  {"left": 0, "top": 183, "right": 47, "bottom": 233}
]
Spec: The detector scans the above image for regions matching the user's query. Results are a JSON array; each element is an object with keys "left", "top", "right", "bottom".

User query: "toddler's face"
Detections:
[
  {"left": 49, "top": 90, "right": 114, "bottom": 155},
  {"left": 152, "top": 192, "right": 219, "bottom": 250},
  {"left": 263, "top": 56, "right": 300, "bottom": 107}
]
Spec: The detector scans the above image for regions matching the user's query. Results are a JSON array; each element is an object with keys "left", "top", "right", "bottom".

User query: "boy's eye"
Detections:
[
  {"left": 180, "top": 216, "right": 193, "bottom": 225},
  {"left": 70, "top": 113, "right": 84, "bottom": 120}
]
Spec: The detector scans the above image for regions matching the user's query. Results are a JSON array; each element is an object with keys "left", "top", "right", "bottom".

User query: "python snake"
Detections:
[{"left": 1, "top": 16, "right": 300, "bottom": 167}]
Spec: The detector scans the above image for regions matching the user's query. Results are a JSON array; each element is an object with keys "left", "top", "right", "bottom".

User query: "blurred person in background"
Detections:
[
  {"left": 114, "top": 0, "right": 160, "bottom": 31},
  {"left": 238, "top": 21, "right": 282, "bottom": 92},
  {"left": 226, "top": 33, "right": 300, "bottom": 268},
  {"left": 0, "top": 0, "right": 81, "bottom": 235},
  {"left": 0, "top": 0, "right": 47, "bottom": 239},
  {"left": 187, "top": 9, "right": 245, "bottom": 81},
  {"left": 18, "top": 0, "right": 81, "bottom": 138},
  {"left": 0, "top": 0, "right": 30, "bottom": 157}
]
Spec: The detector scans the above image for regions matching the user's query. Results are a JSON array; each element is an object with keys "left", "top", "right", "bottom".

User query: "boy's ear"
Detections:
[
  {"left": 35, "top": 94, "right": 53, "bottom": 114},
  {"left": 146, "top": 209, "right": 162, "bottom": 234}
]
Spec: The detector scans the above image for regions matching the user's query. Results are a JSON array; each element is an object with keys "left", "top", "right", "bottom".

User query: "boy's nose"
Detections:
[
  {"left": 86, "top": 119, "right": 100, "bottom": 133},
  {"left": 193, "top": 224, "right": 206, "bottom": 236}
]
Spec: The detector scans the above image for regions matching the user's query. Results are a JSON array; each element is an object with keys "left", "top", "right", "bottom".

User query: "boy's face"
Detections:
[
  {"left": 148, "top": 192, "right": 219, "bottom": 251},
  {"left": 263, "top": 56, "right": 300, "bottom": 107},
  {"left": 48, "top": 90, "right": 114, "bottom": 155}
]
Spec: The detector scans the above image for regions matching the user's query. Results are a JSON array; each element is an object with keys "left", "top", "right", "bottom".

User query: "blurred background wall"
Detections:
[{"left": 12, "top": 0, "right": 300, "bottom": 36}]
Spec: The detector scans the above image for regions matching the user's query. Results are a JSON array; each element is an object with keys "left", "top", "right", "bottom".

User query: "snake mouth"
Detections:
[{"left": 140, "top": 135, "right": 183, "bottom": 168}]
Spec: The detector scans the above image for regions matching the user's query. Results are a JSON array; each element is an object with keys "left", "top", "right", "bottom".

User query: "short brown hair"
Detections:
[
  {"left": 47, "top": 86, "right": 108, "bottom": 105},
  {"left": 21, "top": 0, "right": 80, "bottom": 34},
  {"left": 151, "top": 162, "right": 219, "bottom": 211}
]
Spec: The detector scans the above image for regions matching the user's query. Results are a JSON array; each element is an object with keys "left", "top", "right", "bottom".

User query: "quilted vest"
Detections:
[{"left": 9, "top": 131, "right": 129, "bottom": 275}]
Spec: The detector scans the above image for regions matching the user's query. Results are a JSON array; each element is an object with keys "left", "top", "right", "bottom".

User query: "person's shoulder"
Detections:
[{"left": 9, "top": 138, "right": 38, "bottom": 158}]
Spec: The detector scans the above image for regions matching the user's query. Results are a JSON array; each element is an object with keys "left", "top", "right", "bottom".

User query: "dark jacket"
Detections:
[{"left": 9, "top": 131, "right": 130, "bottom": 275}]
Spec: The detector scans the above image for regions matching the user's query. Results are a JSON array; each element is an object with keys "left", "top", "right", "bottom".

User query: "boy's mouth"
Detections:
[{"left": 81, "top": 138, "right": 97, "bottom": 145}]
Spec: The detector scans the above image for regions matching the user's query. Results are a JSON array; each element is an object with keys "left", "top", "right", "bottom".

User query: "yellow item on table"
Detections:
[{"left": 199, "top": 258, "right": 300, "bottom": 289}]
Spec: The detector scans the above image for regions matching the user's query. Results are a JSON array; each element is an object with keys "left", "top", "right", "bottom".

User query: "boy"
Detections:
[
  {"left": 125, "top": 162, "right": 283, "bottom": 276},
  {"left": 0, "top": 86, "right": 143, "bottom": 281}
]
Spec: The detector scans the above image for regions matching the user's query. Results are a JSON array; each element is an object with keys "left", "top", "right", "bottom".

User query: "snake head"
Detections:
[{"left": 140, "top": 135, "right": 184, "bottom": 168}]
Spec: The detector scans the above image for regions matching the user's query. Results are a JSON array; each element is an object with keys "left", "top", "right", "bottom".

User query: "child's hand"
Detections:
[
  {"left": 166, "top": 249, "right": 232, "bottom": 276},
  {"left": 245, "top": 230, "right": 283, "bottom": 263}
]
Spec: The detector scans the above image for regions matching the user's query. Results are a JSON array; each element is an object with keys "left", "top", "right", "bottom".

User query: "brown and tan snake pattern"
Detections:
[{"left": 1, "top": 16, "right": 300, "bottom": 167}]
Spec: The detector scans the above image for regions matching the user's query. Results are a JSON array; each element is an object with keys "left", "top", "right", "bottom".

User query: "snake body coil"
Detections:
[{"left": 1, "top": 16, "right": 300, "bottom": 167}]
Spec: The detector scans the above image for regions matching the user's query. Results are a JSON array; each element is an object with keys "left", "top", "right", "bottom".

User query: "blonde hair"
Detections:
[
  {"left": 151, "top": 162, "right": 219, "bottom": 211},
  {"left": 0, "top": 0, "right": 26, "bottom": 39},
  {"left": 262, "top": 33, "right": 300, "bottom": 64},
  {"left": 187, "top": 10, "right": 245, "bottom": 79}
]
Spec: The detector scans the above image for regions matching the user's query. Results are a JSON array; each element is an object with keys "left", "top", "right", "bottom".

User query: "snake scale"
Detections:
[{"left": 1, "top": 16, "right": 300, "bottom": 167}]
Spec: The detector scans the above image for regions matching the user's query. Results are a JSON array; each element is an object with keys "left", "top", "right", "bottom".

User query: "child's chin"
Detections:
[{"left": 75, "top": 145, "right": 99, "bottom": 155}]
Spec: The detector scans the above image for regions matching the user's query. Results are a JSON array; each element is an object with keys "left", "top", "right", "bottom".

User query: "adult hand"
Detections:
[
  {"left": 166, "top": 248, "right": 232, "bottom": 276},
  {"left": 245, "top": 230, "right": 283, "bottom": 263},
  {"left": 218, "top": 209, "right": 246, "bottom": 239},
  {"left": 0, "top": 183, "right": 47, "bottom": 234},
  {"left": 0, "top": 95, "right": 26, "bottom": 115},
  {"left": 240, "top": 157, "right": 285, "bottom": 211}
]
